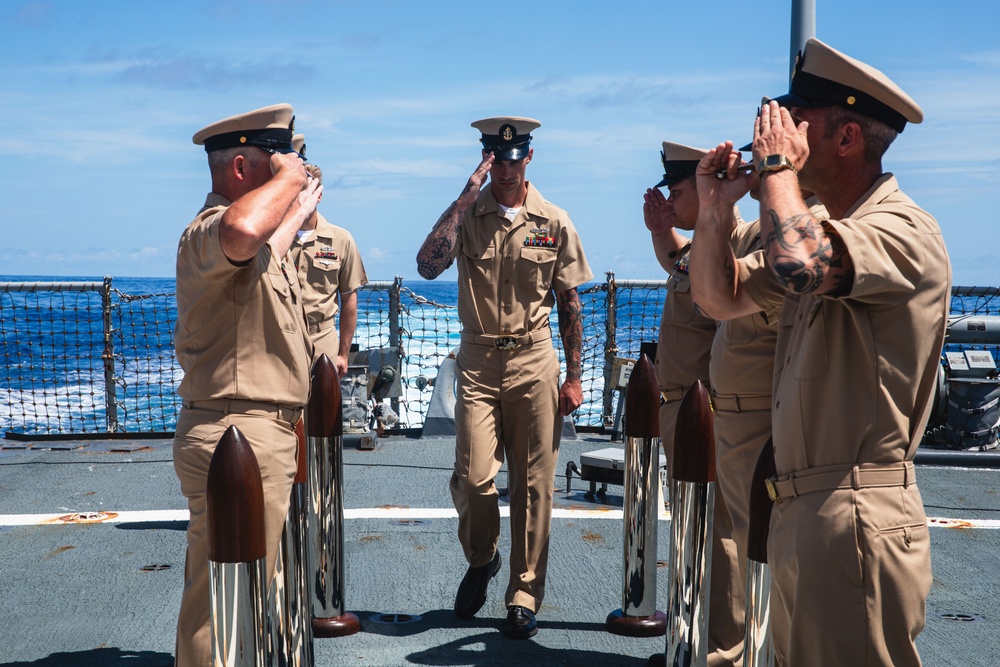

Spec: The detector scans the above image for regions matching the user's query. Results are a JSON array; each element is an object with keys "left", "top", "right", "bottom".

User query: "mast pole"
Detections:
[{"left": 790, "top": 0, "right": 816, "bottom": 81}]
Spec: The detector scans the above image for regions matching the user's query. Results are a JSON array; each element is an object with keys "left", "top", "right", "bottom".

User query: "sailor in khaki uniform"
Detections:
[
  {"left": 694, "top": 191, "right": 827, "bottom": 667},
  {"left": 691, "top": 39, "right": 951, "bottom": 666},
  {"left": 416, "top": 117, "right": 592, "bottom": 639},
  {"left": 173, "top": 104, "right": 319, "bottom": 667},
  {"left": 646, "top": 142, "right": 757, "bottom": 666},
  {"left": 644, "top": 143, "right": 717, "bottom": 484},
  {"left": 288, "top": 135, "right": 368, "bottom": 373}
]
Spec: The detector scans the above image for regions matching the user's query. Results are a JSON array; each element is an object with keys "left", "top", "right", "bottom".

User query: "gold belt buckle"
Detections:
[
  {"left": 765, "top": 477, "right": 779, "bottom": 502},
  {"left": 494, "top": 336, "right": 518, "bottom": 350}
]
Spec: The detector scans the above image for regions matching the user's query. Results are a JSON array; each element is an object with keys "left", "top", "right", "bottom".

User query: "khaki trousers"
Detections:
[
  {"left": 310, "top": 325, "right": 339, "bottom": 365},
  {"left": 769, "top": 483, "right": 931, "bottom": 666},
  {"left": 708, "top": 407, "right": 772, "bottom": 667},
  {"left": 451, "top": 341, "right": 561, "bottom": 613},
  {"left": 173, "top": 408, "right": 297, "bottom": 667}
]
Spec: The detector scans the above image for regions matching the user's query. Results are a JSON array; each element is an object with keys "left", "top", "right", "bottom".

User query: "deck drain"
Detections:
[
  {"left": 936, "top": 611, "right": 984, "bottom": 623},
  {"left": 56, "top": 511, "right": 118, "bottom": 524},
  {"left": 393, "top": 519, "right": 430, "bottom": 526},
  {"left": 139, "top": 564, "right": 173, "bottom": 572},
  {"left": 368, "top": 612, "right": 422, "bottom": 625}
]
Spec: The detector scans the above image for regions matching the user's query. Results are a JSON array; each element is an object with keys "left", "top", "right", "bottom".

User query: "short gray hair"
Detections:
[
  {"left": 823, "top": 106, "right": 898, "bottom": 162},
  {"left": 207, "top": 146, "right": 266, "bottom": 174}
]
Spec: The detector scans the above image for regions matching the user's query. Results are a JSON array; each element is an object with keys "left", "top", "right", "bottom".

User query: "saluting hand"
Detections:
[
  {"left": 642, "top": 187, "right": 675, "bottom": 235},
  {"left": 270, "top": 151, "right": 309, "bottom": 185},
  {"left": 753, "top": 100, "right": 809, "bottom": 171},
  {"left": 296, "top": 176, "right": 323, "bottom": 224},
  {"left": 457, "top": 153, "right": 495, "bottom": 211},
  {"left": 695, "top": 141, "right": 754, "bottom": 210}
]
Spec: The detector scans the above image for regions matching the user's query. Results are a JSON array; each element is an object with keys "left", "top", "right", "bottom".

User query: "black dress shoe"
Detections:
[
  {"left": 502, "top": 605, "right": 537, "bottom": 639},
  {"left": 454, "top": 551, "right": 502, "bottom": 619}
]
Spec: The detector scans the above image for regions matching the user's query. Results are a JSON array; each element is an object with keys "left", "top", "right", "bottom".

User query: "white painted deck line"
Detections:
[{"left": 1, "top": 509, "right": 997, "bottom": 529}]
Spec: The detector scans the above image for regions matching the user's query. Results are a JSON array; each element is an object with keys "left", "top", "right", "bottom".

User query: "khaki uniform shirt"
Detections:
[
  {"left": 290, "top": 212, "right": 368, "bottom": 337},
  {"left": 741, "top": 175, "right": 951, "bottom": 474},
  {"left": 655, "top": 242, "right": 717, "bottom": 393},
  {"left": 174, "top": 193, "right": 312, "bottom": 407},
  {"left": 711, "top": 199, "right": 828, "bottom": 396},
  {"left": 451, "top": 182, "right": 592, "bottom": 335}
]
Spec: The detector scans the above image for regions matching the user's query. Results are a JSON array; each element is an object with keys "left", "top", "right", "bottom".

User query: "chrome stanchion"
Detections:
[
  {"left": 663, "top": 380, "right": 715, "bottom": 667},
  {"left": 607, "top": 354, "right": 667, "bottom": 637},
  {"left": 208, "top": 425, "right": 268, "bottom": 667},
  {"left": 744, "top": 439, "right": 776, "bottom": 667},
  {"left": 307, "top": 354, "right": 361, "bottom": 637},
  {"left": 268, "top": 419, "right": 315, "bottom": 665}
]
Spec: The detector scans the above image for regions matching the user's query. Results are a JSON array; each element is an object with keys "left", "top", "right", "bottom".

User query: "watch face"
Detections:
[{"left": 765, "top": 155, "right": 781, "bottom": 167}]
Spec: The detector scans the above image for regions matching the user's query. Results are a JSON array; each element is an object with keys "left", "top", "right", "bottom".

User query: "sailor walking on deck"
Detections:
[
  {"left": 172, "top": 103, "right": 319, "bottom": 667},
  {"left": 416, "top": 116, "right": 592, "bottom": 639},
  {"left": 690, "top": 39, "right": 951, "bottom": 666}
]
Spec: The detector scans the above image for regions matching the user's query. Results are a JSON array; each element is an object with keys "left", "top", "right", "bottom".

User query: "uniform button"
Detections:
[
  {"left": 504, "top": 278, "right": 510, "bottom": 284},
  {"left": 775, "top": 401, "right": 780, "bottom": 409},
  {"left": 503, "top": 327, "right": 510, "bottom": 332}
]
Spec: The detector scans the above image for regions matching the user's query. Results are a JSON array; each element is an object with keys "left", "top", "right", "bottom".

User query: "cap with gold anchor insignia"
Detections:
[
  {"left": 769, "top": 38, "right": 922, "bottom": 132},
  {"left": 472, "top": 116, "right": 541, "bottom": 161},
  {"left": 192, "top": 103, "right": 297, "bottom": 153}
]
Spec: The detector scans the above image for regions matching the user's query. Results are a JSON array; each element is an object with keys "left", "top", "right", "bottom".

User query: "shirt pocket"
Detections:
[
  {"left": 461, "top": 242, "right": 497, "bottom": 283},
  {"left": 518, "top": 246, "right": 558, "bottom": 293},
  {"left": 791, "top": 300, "right": 829, "bottom": 379},
  {"left": 266, "top": 264, "right": 298, "bottom": 333},
  {"left": 306, "top": 256, "right": 341, "bottom": 295}
]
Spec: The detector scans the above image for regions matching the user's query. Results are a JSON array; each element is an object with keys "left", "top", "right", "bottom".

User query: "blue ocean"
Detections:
[{"left": 1, "top": 275, "right": 998, "bottom": 438}]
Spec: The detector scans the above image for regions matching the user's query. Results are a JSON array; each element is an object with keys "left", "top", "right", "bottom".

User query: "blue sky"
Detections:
[{"left": 1, "top": 0, "right": 998, "bottom": 286}]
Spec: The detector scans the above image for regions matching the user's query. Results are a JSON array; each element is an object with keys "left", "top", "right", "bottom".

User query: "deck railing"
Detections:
[{"left": 1, "top": 278, "right": 998, "bottom": 438}]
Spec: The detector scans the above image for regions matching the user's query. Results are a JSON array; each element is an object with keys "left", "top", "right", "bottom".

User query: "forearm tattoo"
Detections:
[
  {"left": 765, "top": 210, "right": 830, "bottom": 294},
  {"left": 557, "top": 289, "right": 583, "bottom": 382},
  {"left": 416, "top": 204, "right": 461, "bottom": 280}
]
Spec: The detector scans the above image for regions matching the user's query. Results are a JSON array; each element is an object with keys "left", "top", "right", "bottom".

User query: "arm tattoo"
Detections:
[
  {"left": 556, "top": 288, "right": 583, "bottom": 382},
  {"left": 416, "top": 203, "right": 462, "bottom": 279},
  {"left": 765, "top": 210, "right": 827, "bottom": 293}
]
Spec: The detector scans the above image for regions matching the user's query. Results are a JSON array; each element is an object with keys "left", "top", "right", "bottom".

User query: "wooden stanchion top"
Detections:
[
  {"left": 308, "top": 354, "right": 343, "bottom": 438},
  {"left": 624, "top": 354, "right": 659, "bottom": 439},
  {"left": 747, "top": 438, "right": 776, "bottom": 564},
  {"left": 672, "top": 380, "right": 716, "bottom": 483},
  {"left": 207, "top": 425, "right": 266, "bottom": 563}
]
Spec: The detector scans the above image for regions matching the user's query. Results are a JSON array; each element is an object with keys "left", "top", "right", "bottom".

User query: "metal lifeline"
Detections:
[
  {"left": 207, "top": 425, "right": 269, "bottom": 667},
  {"left": 663, "top": 380, "right": 716, "bottom": 667},
  {"left": 267, "top": 419, "right": 314, "bottom": 665},
  {"left": 744, "top": 439, "right": 777, "bottom": 667},
  {"left": 306, "top": 354, "right": 361, "bottom": 637},
  {"left": 606, "top": 354, "right": 667, "bottom": 637}
]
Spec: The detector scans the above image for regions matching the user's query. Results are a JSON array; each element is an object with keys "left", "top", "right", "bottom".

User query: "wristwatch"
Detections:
[{"left": 757, "top": 154, "right": 797, "bottom": 175}]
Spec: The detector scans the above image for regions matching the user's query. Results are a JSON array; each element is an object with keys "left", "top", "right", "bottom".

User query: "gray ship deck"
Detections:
[{"left": 1, "top": 434, "right": 998, "bottom": 666}]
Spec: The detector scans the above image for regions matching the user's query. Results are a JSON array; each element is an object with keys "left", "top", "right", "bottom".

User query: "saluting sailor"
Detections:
[
  {"left": 416, "top": 116, "right": 592, "bottom": 639},
  {"left": 173, "top": 103, "right": 319, "bottom": 667},
  {"left": 691, "top": 39, "right": 951, "bottom": 666}
]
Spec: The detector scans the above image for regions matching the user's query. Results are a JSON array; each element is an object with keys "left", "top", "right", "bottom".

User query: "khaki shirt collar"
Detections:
[
  {"left": 476, "top": 182, "right": 551, "bottom": 229},
  {"left": 202, "top": 192, "right": 232, "bottom": 211},
  {"left": 843, "top": 173, "right": 898, "bottom": 219}
]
